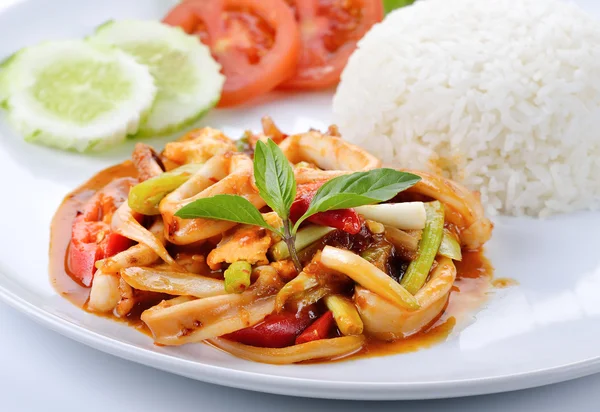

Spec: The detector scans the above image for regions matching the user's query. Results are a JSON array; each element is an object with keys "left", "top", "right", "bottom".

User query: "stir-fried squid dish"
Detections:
[{"left": 51, "top": 117, "right": 493, "bottom": 364}]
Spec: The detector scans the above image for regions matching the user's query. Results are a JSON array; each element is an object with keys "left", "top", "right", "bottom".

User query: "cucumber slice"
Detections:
[
  {"left": 0, "top": 53, "right": 18, "bottom": 107},
  {"left": 3, "top": 40, "right": 157, "bottom": 152},
  {"left": 91, "top": 20, "right": 225, "bottom": 137}
]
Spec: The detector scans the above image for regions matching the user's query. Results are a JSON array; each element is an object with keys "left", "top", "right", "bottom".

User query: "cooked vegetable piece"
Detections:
[
  {"left": 291, "top": 286, "right": 332, "bottom": 311},
  {"left": 121, "top": 266, "right": 226, "bottom": 298},
  {"left": 293, "top": 169, "right": 422, "bottom": 231},
  {"left": 354, "top": 203, "right": 426, "bottom": 230},
  {"left": 360, "top": 242, "right": 394, "bottom": 272},
  {"left": 290, "top": 182, "right": 361, "bottom": 234},
  {"left": 295, "top": 311, "right": 335, "bottom": 345},
  {"left": 128, "top": 164, "right": 203, "bottom": 215},
  {"left": 210, "top": 335, "right": 365, "bottom": 364},
  {"left": 320, "top": 246, "right": 420, "bottom": 311},
  {"left": 438, "top": 229, "right": 463, "bottom": 261},
  {"left": 224, "top": 311, "right": 313, "bottom": 348},
  {"left": 96, "top": 219, "right": 166, "bottom": 273},
  {"left": 324, "top": 295, "right": 364, "bottom": 336},
  {"left": 365, "top": 220, "right": 385, "bottom": 234},
  {"left": 297, "top": 207, "right": 362, "bottom": 235},
  {"left": 270, "top": 225, "right": 335, "bottom": 261},
  {"left": 224, "top": 261, "right": 252, "bottom": 294},
  {"left": 384, "top": 226, "right": 419, "bottom": 260},
  {"left": 91, "top": 20, "right": 224, "bottom": 136},
  {"left": 2, "top": 40, "right": 156, "bottom": 152},
  {"left": 400, "top": 201, "right": 446, "bottom": 295},
  {"left": 385, "top": 225, "right": 461, "bottom": 261},
  {"left": 112, "top": 202, "right": 181, "bottom": 269},
  {"left": 275, "top": 271, "right": 319, "bottom": 312},
  {"left": 68, "top": 178, "right": 137, "bottom": 286}
]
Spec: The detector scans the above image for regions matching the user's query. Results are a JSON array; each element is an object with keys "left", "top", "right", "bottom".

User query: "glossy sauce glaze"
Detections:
[
  {"left": 49, "top": 161, "right": 153, "bottom": 334},
  {"left": 49, "top": 162, "right": 495, "bottom": 358}
]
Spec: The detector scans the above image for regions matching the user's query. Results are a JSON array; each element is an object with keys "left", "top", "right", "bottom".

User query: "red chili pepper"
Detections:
[
  {"left": 224, "top": 311, "right": 313, "bottom": 348},
  {"left": 68, "top": 178, "right": 136, "bottom": 287},
  {"left": 295, "top": 311, "right": 335, "bottom": 345},
  {"left": 290, "top": 182, "right": 361, "bottom": 235}
]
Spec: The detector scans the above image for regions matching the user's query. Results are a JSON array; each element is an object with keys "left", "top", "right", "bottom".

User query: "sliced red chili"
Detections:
[
  {"left": 295, "top": 311, "right": 335, "bottom": 344},
  {"left": 224, "top": 311, "right": 313, "bottom": 348},
  {"left": 290, "top": 182, "right": 361, "bottom": 234}
]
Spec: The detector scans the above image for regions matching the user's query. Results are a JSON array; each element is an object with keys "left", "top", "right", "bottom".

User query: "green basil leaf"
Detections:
[
  {"left": 254, "top": 139, "right": 296, "bottom": 219},
  {"left": 297, "top": 169, "right": 421, "bottom": 228},
  {"left": 175, "top": 194, "right": 275, "bottom": 232}
]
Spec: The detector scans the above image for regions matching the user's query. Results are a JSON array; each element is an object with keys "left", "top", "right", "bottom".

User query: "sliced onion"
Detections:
[
  {"left": 384, "top": 226, "right": 419, "bottom": 260},
  {"left": 97, "top": 220, "right": 165, "bottom": 273},
  {"left": 111, "top": 203, "right": 181, "bottom": 269},
  {"left": 121, "top": 266, "right": 225, "bottom": 298},
  {"left": 208, "top": 336, "right": 366, "bottom": 364},
  {"left": 275, "top": 271, "right": 319, "bottom": 312},
  {"left": 355, "top": 203, "right": 426, "bottom": 230}
]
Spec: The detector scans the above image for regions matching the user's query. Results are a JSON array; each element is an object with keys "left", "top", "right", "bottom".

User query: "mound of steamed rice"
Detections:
[{"left": 333, "top": 0, "right": 600, "bottom": 217}]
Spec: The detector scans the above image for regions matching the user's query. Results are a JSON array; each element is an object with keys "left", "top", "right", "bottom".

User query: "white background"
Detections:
[{"left": 2, "top": 0, "right": 600, "bottom": 410}]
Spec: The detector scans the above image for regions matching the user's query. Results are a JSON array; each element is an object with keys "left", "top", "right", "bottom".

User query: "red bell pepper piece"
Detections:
[
  {"left": 290, "top": 182, "right": 361, "bottom": 235},
  {"left": 295, "top": 311, "right": 335, "bottom": 345},
  {"left": 68, "top": 178, "right": 137, "bottom": 287},
  {"left": 224, "top": 311, "right": 313, "bottom": 348}
]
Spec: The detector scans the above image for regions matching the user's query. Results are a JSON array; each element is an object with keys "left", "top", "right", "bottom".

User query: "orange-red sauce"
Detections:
[
  {"left": 49, "top": 161, "right": 152, "bottom": 335},
  {"left": 49, "top": 162, "right": 496, "bottom": 359}
]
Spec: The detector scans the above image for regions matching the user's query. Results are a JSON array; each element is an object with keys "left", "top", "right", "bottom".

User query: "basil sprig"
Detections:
[
  {"left": 175, "top": 194, "right": 273, "bottom": 230},
  {"left": 254, "top": 139, "right": 296, "bottom": 220},
  {"left": 175, "top": 139, "right": 421, "bottom": 271},
  {"left": 293, "top": 168, "right": 421, "bottom": 232}
]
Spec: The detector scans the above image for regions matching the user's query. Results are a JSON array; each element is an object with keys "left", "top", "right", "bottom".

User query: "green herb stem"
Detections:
[{"left": 283, "top": 220, "right": 303, "bottom": 273}]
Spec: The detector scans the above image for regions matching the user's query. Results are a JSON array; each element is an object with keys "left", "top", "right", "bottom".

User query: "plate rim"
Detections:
[{"left": 2, "top": 283, "right": 600, "bottom": 400}]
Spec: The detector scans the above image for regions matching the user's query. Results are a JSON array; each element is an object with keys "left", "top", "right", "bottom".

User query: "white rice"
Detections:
[{"left": 333, "top": 0, "right": 600, "bottom": 217}]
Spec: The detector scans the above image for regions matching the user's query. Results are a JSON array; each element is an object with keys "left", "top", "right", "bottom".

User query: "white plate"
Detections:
[{"left": 1, "top": 0, "right": 600, "bottom": 401}]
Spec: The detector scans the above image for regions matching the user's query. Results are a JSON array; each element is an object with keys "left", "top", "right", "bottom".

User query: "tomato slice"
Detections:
[
  {"left": 68, "top": 178, "right": 137, "bottom": 287},
  {"left": 163, "top": 0, "right": 301, "bottom": 107},
  {"left": 281, "top": 0, "right": 384, "bottom": 89}
]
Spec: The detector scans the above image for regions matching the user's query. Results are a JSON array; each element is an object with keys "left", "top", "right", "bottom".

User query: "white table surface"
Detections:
[{"left": 1, "top": 300, "right": 599, "bottom": 411}]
